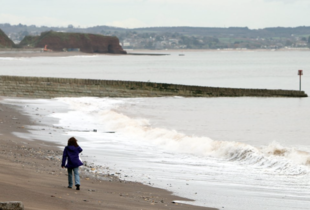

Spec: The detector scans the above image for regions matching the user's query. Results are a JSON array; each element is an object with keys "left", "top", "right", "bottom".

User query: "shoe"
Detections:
[
  {"left": 68, "top": 186, "right": 72, "bottom": 189},
  {"left": 76, "top": 185, "right": 80, "bottom": 190}
]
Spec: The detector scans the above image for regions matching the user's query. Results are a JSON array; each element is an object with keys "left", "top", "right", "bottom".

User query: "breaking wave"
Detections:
[
  {"left": 55, "top": 97, "right": 310, "bottom": 176},
  {"left": 0, "top": 57, "right": 22, "bottom": 60}
]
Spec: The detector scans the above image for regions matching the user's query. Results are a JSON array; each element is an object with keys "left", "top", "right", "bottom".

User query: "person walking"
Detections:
[{"left": 61, "top": 137, "right": 83, "bottom": 190}]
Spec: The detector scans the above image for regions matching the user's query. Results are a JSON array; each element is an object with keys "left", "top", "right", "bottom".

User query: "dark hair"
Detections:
[{"left": 67, "top": 137, "right": 79, "bottom": 147}]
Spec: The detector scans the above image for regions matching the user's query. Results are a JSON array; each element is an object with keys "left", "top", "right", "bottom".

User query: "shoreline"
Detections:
[
  {"left": 0, "top": 51, "right": 93, "bottom": 57},
  {"left": 0, "top": 47, "right": 309, "bottom": 58},
  {"left": 125, "top": 48, "right": 310, "bottom": 52},
  {"left": 0, "top": 98, "right": 218, "bottom": 210}
]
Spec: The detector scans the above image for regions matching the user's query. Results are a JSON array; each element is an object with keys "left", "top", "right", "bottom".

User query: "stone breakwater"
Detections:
[
  {"left": 0, "top": 76, "right": 307, "bottom": 98},
  {"left": 0, "top": 202, "right": 24, "bottom": 210}
]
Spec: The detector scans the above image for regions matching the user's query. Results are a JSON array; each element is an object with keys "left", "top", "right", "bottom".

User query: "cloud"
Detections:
[
  {"left": 264, "top": 0, "right": 309, "bottom": 2},
  {"left": 151, "top": 14, "right": 191, "bottom": 27},
  {"left": 1, "top": 0, "right": 310, "bottom": 29},
  {"left": 105, "top": 18, "right": 147, "bottom": 28},
  {"left": 105, "top": 15, "right": 192, "bottom": 29},
  {"left": 0, "top": 14, "right": 79, "bottom": 27}
]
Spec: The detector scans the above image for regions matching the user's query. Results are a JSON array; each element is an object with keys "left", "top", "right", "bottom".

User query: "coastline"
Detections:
[
  {"left": 0, "top": 98, "right": 218, "bottom": 210},
  {"left": 0, "top": 47, "right": 309, "bottom": 58},
  {"left": 0, "top": 49, "right": 309, "bottom": 210},
  {"left": 125, "top": 48, "right": 310, "bottom": 53},
  {"left": 0, "top": 51, "right": 92, "bottom": 58}
]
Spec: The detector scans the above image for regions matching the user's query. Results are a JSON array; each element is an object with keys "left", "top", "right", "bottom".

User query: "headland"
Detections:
[{"left": 0, "top": 29, "right": 126, "bottom": 54}]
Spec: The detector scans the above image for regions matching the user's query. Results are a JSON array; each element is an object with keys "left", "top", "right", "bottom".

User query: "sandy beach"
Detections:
[
  {"left": 0, "top": 99, "right": 218, "bottom": 210},
  {"left": 0, "top": 51, "right": 90, "bottom": 57}
]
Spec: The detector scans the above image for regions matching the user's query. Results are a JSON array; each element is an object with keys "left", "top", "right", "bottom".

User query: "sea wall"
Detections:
[{"left": 0, "top": 76, "right": 307, "bottom": 98}]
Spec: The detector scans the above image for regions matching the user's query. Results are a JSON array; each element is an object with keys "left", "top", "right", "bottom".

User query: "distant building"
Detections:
[
  {"left": 122, "top": 41, "right": 131, "bottom": 47},
  {"left": 295, "top": 42, "right": 308, "bottom": 47}
]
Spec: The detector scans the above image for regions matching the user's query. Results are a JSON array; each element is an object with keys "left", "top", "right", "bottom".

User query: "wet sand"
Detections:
[
  {"left": 0, "top": 51, "right": 90, "bottom": 57},
  {"left": 0, "top": 99, "right": 218, "bottom": 210},
  {"left": 1, "top": 47, "right": 308, "bottom": 58}
]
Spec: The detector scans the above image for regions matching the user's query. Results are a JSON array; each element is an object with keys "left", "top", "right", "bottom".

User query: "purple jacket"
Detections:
[{"left": 61, "top": 146, "right": 83, "bottom": 168}]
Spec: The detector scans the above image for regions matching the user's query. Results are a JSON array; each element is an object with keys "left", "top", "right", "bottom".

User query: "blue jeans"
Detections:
[{"left": 67, "top": 167, "right": 80, "bottom": 187}]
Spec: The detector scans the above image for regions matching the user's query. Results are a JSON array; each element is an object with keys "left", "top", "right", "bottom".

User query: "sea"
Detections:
[{"left": 1, "top": 50, "right": 310, "bottom": 210}]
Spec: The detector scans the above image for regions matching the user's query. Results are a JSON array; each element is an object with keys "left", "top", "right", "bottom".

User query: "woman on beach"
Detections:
[{"left": 61, "top": 137, "right": 83, "bottom": 190}]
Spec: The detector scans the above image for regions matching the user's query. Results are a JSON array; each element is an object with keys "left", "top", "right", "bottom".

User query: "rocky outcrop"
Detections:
[
  {"left": 19, "top": 31, "right": 126, "bottom": 54},
  {"left": 0, "top": 29, "right": 15, "bottom": 48},
  {"left": 0, "top": 201, "right": 24, "bottom": 210}
]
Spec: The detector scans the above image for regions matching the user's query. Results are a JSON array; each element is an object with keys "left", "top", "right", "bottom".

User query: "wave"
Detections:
[
  {"left": 71, "top": 55, "right": 99, "bottom": 58},
  {"left": 0, "top": 57, "right": 23, "bottom": 60},
  {"left": 55, "top": 97, "right": 310, "bottom": 176}
]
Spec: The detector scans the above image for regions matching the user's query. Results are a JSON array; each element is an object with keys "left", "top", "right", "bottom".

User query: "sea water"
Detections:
[{"left": 1, "top": 50, "right": 310, "bottom": 210}]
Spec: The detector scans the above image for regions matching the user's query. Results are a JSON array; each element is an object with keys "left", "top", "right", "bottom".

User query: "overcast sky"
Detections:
[{"left": 0, "top": 0, "right": 310, "bottom": 29}]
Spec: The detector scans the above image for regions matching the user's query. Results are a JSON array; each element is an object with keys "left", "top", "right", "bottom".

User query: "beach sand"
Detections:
[
  {"left": 0, "top": 51, "right": 91, "bottom": 57},
  {"left": 0, "top": 99, "right": 218, "bottom": 210},
  {"left": 0, "top": 48, "right": 308, "bottom": 58}
]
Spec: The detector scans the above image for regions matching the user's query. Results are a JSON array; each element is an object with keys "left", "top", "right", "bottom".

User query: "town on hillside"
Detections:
[{"left": 1, "top": 23, "right": 310, "bottom": 50}]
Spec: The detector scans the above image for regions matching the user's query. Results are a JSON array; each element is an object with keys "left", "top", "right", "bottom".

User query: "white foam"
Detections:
[
  {"left": 52, "top": 97, "right": 310, "bottom": 176},
  {"left": 0, "top": 57, "right": 24, "bottom": 60},
  {"left": 4, "top": 97, "right": 310, "bottom": 210}
]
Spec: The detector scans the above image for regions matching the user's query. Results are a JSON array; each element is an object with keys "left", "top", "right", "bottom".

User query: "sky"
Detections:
[{"left": 0, "top": 0, "right": 310, "bottom": 29}]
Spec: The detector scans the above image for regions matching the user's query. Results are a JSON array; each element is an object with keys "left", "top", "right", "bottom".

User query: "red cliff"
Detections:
[
  {"left": 19, "top": 31, "right": 126, "bottom": 54},
  {"left": 0, "top": 29, "right": 15, "bottom": 48}
]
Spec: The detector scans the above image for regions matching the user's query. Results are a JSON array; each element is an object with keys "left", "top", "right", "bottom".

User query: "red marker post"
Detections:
[{"left": 298, "top": 70, "right": 303, "bottom": 91}]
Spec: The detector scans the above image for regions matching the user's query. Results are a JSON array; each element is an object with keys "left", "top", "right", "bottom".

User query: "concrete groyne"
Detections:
[{"left": 0, "top": 76, "right": 307, "bottom": 98}]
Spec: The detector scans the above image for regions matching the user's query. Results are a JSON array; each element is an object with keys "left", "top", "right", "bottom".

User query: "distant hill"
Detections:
[
  {"left": 133, "top": 26, "right": 310, "bottom": 37},
  {"left": 1, "top": 23, "right": 310, "bottom": 50},
  {"left": 2, "top": 23, "right": 310, "bottom": 38},
  {"left": 18, "top": 31, "right": 126, "bottom": 54},
  {"left": 0, "top": 29, "right": 15, "bottom": 48}
]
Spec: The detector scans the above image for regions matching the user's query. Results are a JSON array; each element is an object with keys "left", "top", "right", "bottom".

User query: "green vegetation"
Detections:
[
  {"left": 17, "top": 31, "right": 107, "bottom": 48},
  {"left": 18, "top": 36, "right": 38, "bottom": 47}
]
